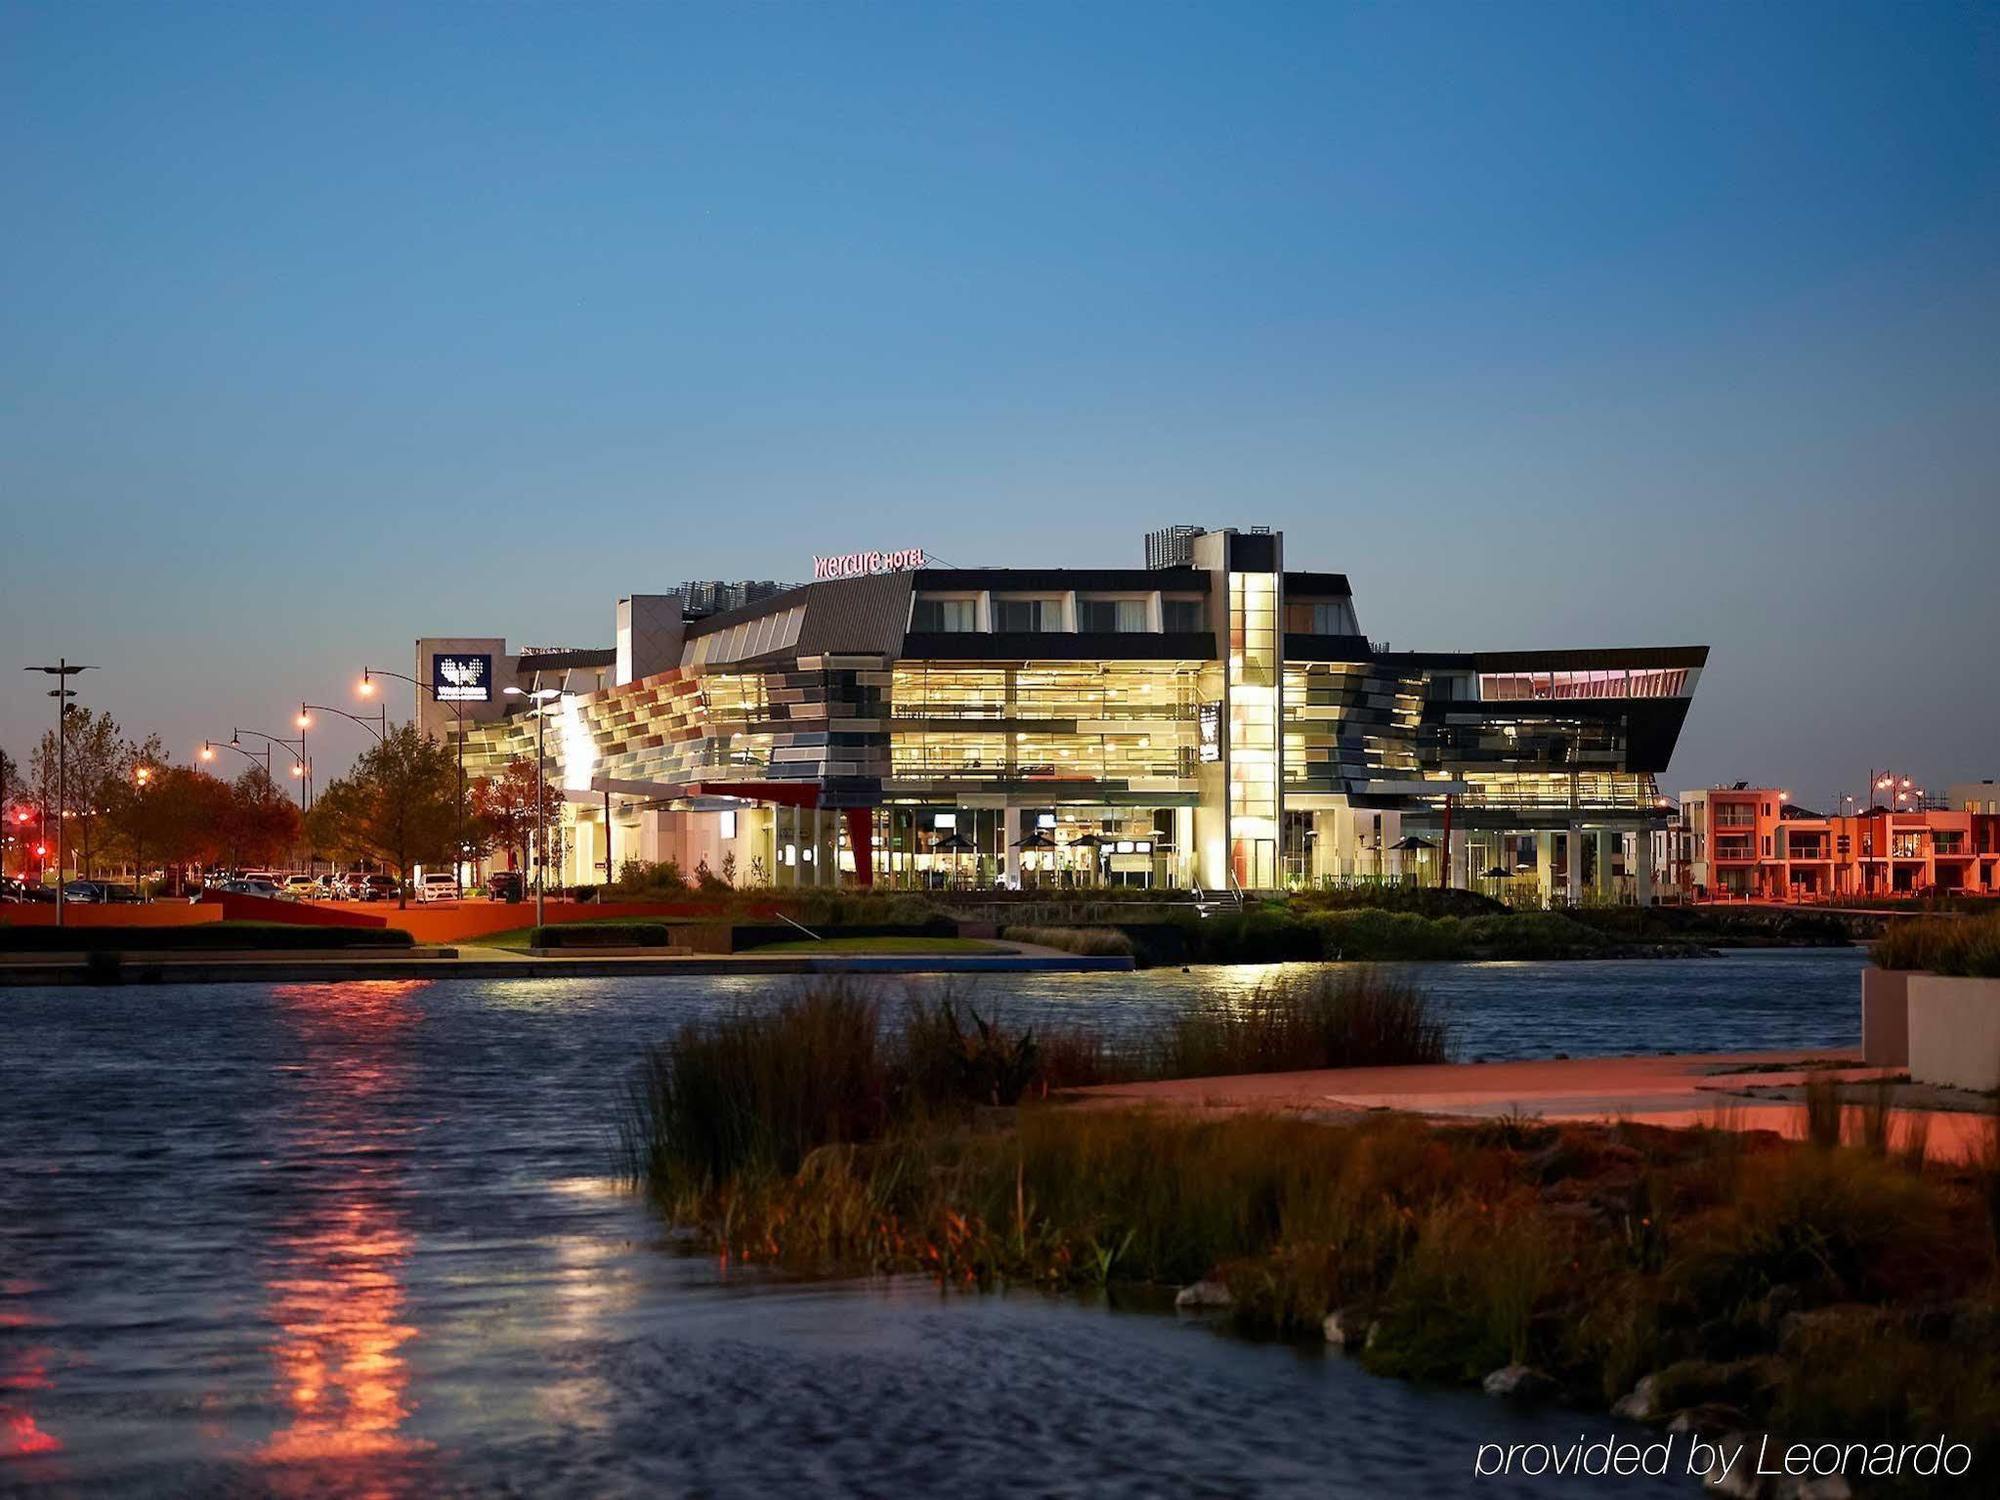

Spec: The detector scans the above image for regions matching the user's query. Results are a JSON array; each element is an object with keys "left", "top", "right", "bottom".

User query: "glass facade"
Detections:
[{"left": 1226, "top": 569, "right": 1280, "bottom": 888}]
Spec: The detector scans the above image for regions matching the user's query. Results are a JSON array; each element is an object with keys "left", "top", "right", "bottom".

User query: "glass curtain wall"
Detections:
[{"left": 1227, "top": 570, "right": 1281, "bottom": 888}]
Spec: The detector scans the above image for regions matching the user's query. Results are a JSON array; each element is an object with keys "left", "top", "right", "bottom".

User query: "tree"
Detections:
[
  {"left": 219, "top": 767, "right": 303, "bottom": 870},
  {"left": 108, "top": 763, "right": 233, "bottom": 894},
  {"left": 29, "top": 704, "right": 129, "bottom": 880},
  {"left": 312, "top": 725, "right": 458, "bottom": 905},
  {"left": 470, "top": 756, "right": 556, "bottom": 877}
]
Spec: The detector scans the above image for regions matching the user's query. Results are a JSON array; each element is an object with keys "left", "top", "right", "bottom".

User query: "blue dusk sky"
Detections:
[{"left": 2, "top": 1, "right": 1995, "bottom": 803}]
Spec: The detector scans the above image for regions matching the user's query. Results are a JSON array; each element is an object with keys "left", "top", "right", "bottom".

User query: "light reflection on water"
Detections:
[
  {"left": 0, "top": 956, "right": 1857, "bottom": 1495},
  {"left": 256, "top": 982, "right": 428, "bottom": 1480}
]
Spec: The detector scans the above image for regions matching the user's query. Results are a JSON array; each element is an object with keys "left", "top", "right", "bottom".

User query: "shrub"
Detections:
[
  {"left": 614, "top": 859, "right": 687, "bottom": 897},
  {"left": 1872, "top": 913, "right": 2000, "bottom": 977},
  {"left": 531, "top": 921, "right": 671, "bottom": 948},
  {"left": 0, "top": 922, "right": 414, "bottom": 952},
  {"left": 1001, "top": 925, "right": 1136, "bottom": 957},
  {"left": 624, "top": 981, "right": 891, "bottom": 1195},
  {"left": 1158, "top": 966, "right": 1451, "bottom": 1078}
]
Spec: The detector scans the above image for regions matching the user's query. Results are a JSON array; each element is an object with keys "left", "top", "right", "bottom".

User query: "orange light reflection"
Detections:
[{"left": 254, "top": 982, "right": 432, "bottom": 1485}]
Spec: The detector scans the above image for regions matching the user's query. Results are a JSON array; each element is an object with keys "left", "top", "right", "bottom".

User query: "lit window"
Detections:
[{"left": 912, "top": 597, "right": 976, "bottom": 632}]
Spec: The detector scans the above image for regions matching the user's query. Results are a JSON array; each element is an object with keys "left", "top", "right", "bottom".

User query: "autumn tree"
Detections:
[
  {"left": 470, "top": 755, "right": 557, "bottom": 876},
  {"left": 310, "top": 726, "right": 458, "bottom": 905},
  {"left": 218, "top": 767, "right": 303, "bottom": 870}
]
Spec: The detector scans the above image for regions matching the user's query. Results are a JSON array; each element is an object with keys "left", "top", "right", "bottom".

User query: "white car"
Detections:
[
  {"left": 416, "top": 872, "right": 461, "bottom": 902},
  {"left": 221, "top": 878, "right": 284, "bottom": 898}
]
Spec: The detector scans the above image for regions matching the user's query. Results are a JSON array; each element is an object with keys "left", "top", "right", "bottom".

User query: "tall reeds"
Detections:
[
  {"left": 1158, "top": 966, "right": 1450, "bottom": 1078},
  {"left": 1870, "top": 912, "right": 2000, "bottom": 977}
]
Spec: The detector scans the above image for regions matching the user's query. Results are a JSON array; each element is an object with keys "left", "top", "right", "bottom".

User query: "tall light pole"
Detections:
[
  {"left": 131, "top": 764, "right": 152, "bottom": 901},
  {"left": 505, "top": 685, "right": 560, "bottom": 927},
  {"left": 23, "top": 659, "right": 95, "bottom": 926},
  {"left": 205, "top": 736, "right": 270, "bottom": 780},
  {"left": 361, "top": 667, "right": 468, "bottom": 884},
  {"left": 301, "top": 701, "right": 386, "bottom": 742},
  {"left": 235, "top": 728, "right": 308, "bottom": 810}
]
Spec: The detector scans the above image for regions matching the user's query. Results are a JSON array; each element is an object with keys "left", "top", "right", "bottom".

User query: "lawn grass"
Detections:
[{"left": 746, "top": 935, "right": 1004, "bottom": 954}]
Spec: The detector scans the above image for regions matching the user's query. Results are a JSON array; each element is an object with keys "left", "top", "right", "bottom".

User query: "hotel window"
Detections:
[
  {"left": 1078, "top": 597, "right": 1147, "bottom": 632},
  {"left": 1283, "top": 600, "right": 1358, "bottom": 635},
  {"left": 911, "top": 597, "right": 976, "bottom": 632},
  {"left": 1163, "top": 598, "right": 1204, "bottom": 633},
  {"left": 994, "top": 597, "right": 1060, "bottom": 632}
]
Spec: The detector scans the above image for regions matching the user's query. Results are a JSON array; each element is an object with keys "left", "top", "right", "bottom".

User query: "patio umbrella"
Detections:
[
  {"left": 1011, "top": 830, "right": 1058, "bottom": 849},
  {"left": 1482, "top": 866, "right": 1514, "bottom": 879},
  {"left": 1389, "top": 834, "right": 1436, "bottom": 852},
  {"left": 930, "top": 830, "right": 977, "bottom": 887}
]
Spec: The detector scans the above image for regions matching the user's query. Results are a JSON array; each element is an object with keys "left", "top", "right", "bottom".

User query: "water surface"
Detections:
[{"left": 2, "top": 954, "right": 1856, "bottom": 1494}]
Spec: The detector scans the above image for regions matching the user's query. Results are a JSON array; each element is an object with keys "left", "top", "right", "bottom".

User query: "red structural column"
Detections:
[{"left": 844, "top": 807, "right": 874, "bottom": 887}]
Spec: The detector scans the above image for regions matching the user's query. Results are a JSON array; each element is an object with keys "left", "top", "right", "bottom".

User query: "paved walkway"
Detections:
[{"left": 1070, "top": 1050, "right": 1996, "bottom": 1162}]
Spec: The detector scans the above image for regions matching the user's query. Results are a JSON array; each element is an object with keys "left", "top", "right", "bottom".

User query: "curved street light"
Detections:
[
  {"left": 233, "top": 728, "right": 308, "bottom": 809},
  {"left": 360, "top": 666, "right": 469, "bottom": 887},
  {"left": 300, "top": 701, "right": 386, "bottom": 743}
]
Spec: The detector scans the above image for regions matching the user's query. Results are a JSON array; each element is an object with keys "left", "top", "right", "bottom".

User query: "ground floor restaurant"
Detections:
[{"left": 535, "top": 790, "right": 1659, "bottom": 902}]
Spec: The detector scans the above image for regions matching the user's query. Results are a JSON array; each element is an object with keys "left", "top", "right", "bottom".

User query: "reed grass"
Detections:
[
  {"left": 1871, "top": 912, "right": 2000, "bottom": 977},
  {"left": 1157, "top": 967, "right": 1450, "bottom": 1078}
]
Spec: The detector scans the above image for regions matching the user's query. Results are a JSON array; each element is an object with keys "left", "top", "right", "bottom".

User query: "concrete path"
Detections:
[{"left": 1069, "top": 1050, "right": 1996, "bottom": 1163}]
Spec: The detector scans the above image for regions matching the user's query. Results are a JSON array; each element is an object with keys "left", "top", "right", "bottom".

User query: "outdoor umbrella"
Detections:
[
  {"left": 929, "top": 830, "right": 977, "bottom": 886},
  {"left": 1389, "top": 834, "right": 1436, "bottom": 852},
  {"left": 1482, "top": 865, "right": 1513, "bottom": 879},
  {"left": 1010, "top": 830, "right": 1058, "bottom": 849}
]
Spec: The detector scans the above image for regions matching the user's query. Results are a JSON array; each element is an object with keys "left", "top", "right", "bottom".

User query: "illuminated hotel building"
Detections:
[{"left": 417, "top": 528, "right": 1705, "bottom": 898}]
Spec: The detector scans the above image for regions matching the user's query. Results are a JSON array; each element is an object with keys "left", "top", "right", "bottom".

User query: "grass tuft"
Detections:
[{"left": 1158, "top": 967, "right": 1450, "bottom": 1078}]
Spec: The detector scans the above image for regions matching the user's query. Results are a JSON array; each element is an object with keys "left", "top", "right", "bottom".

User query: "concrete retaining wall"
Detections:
[
  {"left": 1861, "top": 966, "right": 1910, "bottom": 1067},
  {"left": 1907, "top": 973, "right": 2000, "bottom": 1092}
]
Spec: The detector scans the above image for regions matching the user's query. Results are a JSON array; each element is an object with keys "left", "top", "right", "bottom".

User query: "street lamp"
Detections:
[
  {"left": 504, "top": 685, "right": 560, "bottom": 927},
  {"left": 301, "top": 701, "right": 386, "bottom": 742},
  {"left": 23, "top": 659, "right": 95, "bottom": 926},
  {"left": 132, "top": 764, "right": 152, "bottom": 902},
  {"left": 361, "top": 666, "right": 469, "bottom": 885},
  {"left": 234, "top": 728, "right": 308, "bottom": 808}
]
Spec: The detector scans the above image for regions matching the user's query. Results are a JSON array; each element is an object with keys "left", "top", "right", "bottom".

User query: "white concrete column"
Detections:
[
  {"left": 1537, "top": 831, "right": 1556, "bottom": 906},
  {"left": 1634, "top": 831, "right": 1654, "bottom": 906},
  {"left": 1002, "top": 805, "right": 1021, "bottom": 890},
  {"left": 1448, "top": 828, "right": 1470, "bottom": 890},
  {"left": 1595, "top": 828, "right": 1616, "bottom": 899},
  {"left": 1566, "top": 824, "right": 1585, "bottom": 904}
]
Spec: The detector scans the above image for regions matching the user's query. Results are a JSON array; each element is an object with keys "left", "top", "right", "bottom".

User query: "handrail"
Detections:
[{"left": 776, "top": 911, "right": 824, "bottom": 942}]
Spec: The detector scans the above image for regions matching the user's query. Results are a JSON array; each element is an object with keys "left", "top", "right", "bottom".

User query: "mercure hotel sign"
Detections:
[{"left": 812, "top": 547, "right": 927, "bottom": 580}]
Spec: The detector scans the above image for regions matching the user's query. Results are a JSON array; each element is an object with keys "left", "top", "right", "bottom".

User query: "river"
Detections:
[{"left": 0, "top": 952, "right": 1860, "bottom": 1495}]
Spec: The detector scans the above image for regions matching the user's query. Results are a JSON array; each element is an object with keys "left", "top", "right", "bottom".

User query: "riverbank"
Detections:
[
  {"left": 0, "top": 940, "right": 1133, "bottom": 985},
  {"left": 644, "top": 1087, "right": 2000, "bottom": 1494},
  {"left": 626, "top": 978, "right": 1998, "bottom": 1492}
]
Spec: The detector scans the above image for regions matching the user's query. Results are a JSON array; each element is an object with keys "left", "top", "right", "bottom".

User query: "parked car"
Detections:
[
  {"left": 235, "top": 869, "right": 284, "bottom": 888},
  {"left": 281, "top": 875, "right": 319, "bottom": 897},
  {"left": 60, "top": 880, "right": 108, "bottom": 903},
  {"left": 221, "top": 878, "right": 284, "bottom": 898},
  {"left": 356, "top": 874, "right": 400, "bottom": 902},
  {"left": 0, "top": 876, "right": 42, "bottom": 903},
  {"left": 313, "top": 875, "right": 347, "bottom": 900},
  {"left": 486, "top": 869, "right": 524, "bottom": 903},
  {"left": 416, "top": 872, "right": 460, "bottom": 902}
]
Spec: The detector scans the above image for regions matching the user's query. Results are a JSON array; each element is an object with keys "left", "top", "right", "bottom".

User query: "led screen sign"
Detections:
[
  {"left": 812, "top": 547, "right": 927, "bottom": 580},
  {"left": 1198, "top": 701, "right": 1222, "bottom": 763},
  {"left": 432, "top": 653, "right": 493, "bottom": 703}
]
